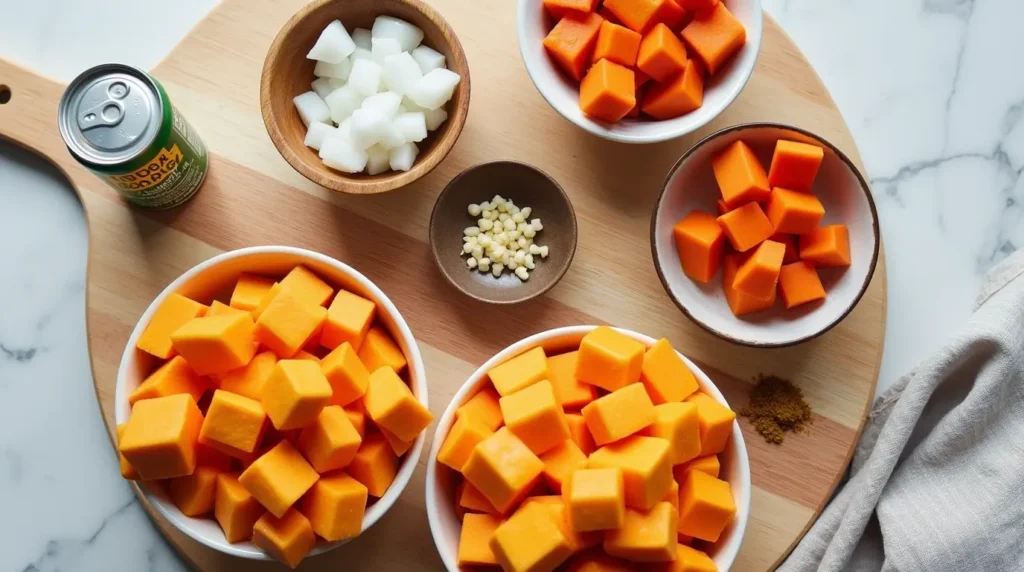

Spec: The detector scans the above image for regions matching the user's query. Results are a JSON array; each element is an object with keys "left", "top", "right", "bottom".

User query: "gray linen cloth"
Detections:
[{"left": 780, "top": 248, "right": 1024, "bottom": 572}]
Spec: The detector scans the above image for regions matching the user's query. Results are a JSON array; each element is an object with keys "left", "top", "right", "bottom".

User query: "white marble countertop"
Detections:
[{"left": 1, "top": 0, "right": 1019, "bottom": 569}]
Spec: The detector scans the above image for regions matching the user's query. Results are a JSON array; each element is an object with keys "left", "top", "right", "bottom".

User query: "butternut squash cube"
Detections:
[
  {"left": 458, "top": 512, "right": 503, "bottom": 567},
  {"left": 488, "top": 346, "right": 550, "bottom": 396},
  {"left": 663, "top": 479, "right": 680, "bottom": 508},
  {"left": 604, "top": 502, "right": 678, "bottom": 562},
  {"left": 255, "top": 289, "right": 327, "bottom": 359},
  {"left": 543, "top": 12, "right": 604, "bottom": 82},
  {"left": 239, "top": 440, "right": 319, "bottom": 518},
  {"left": 716, "top": 202, "right": 774, "bottom": 253},
  {"left": 565, "top": 413, "right": 597, "bottom": 455},
  {"left": 588, "top": 435, "right": 673, "bottom": 510},
  {"left": 778, "top": 260, "right": 826, "bottom": 309},
  {"left": 680, "top": 2, "right": 746, "bottom": 75},
  {"left": 219, "top": 350, "right": 277, "bottom": 401},
  {"left": 320, "top": 341, "right": 370, "bottom": 407},
  {"left": 800, "top": 224, "right": 851, "bottom": 267},
  {"left": 685, "top": 393, "right": 736, "bottom": 456},
  {"left": 672, "top": 211, "right": 725, "bottom": 283},
  {"left": 197, "top": 442, "right": 234, "bottom": 471},
  {"left": 119, "top": 394, "right": 204, "bottom": 480},
  {"left": 639, "top": 339, "right": 697, "bottom": 405},
  {"left": 136, "top": 293, "right": 208, "bottom": 359},
  {"left": 115, "top": 424, "right": 140, "bottom": 480},
  {"left": 723, "top": 253, "right": 776, "bottom": 317},
  {"left": 500, "top": 380, "right": 571, "bottom": 455},
  {"left": 579, "top": 58, "right": 636, "bottom": 123},
  {"left": 297, "top": 405, "right": 362, "bottom": 473},
  {"left": 641, "top": 402, "right": 701, "bottom": 464},
  {"left": 279, "top": 266, "right": 334, "bottom": 307},
  {"left": 711, "top": 140, "right": 769, "bottom": 208},
  {"left": 170, "top": 313, "right": 257, "bottom": 376},
  {"left": 575, "top": 326, "right": 645, "bottom": 392},
  {"left": 490, "top": 502, "right": 573, "bottom": 572},
  {"left": 129, "top": 355, "right": 206, "bottom": 405},
  {"left": 539, "top": 439, "right": 588, "bottom": 493},
  {"left": 534, "top": 497, "right": 603, "bottom": 553},
  {"left": 459, "top": 481, "right": 501, "bottom": 515},
  {"left": 463, "top": 427, "right": 544, "bottom": 514},
  {"left": 261, "top": 360, "right": 332, "bottom": 430},
  {"left": 357, "top": 325, "right": 408, "bottom": 374},
  {"left": 566, "top": 468, "right": 625, "bottom": 531},
  {"left": 347, "top": 432, "right": 399, "bottom": 497},
  {"left": 364, "top": 366, "right": 433, "bottom": 442},
  {"left": 207, "top": 300, "right": 248, "bottom": 318},
  {"left": 603, "top": 0, "right": 679, "bottom": 34},
  {"left": 345, "top": 402, "right": 367, "bottom": 438},
  {"left": 380, "top": 426, "right": 416, "bottom": 456},
  {"left": 673, "top": 455, "right": 720, "bottom": 481},
  {"left": 230, "top": 273, "right": 276, "bottom": 317},
  {"left": 651, "top": 544, "right": 718, "bottom": 572},
  {"left": 547, "top": 351, "right": 597, "bottom": 410},
  {"left": 168, "top": 465, "right": 224, "bottom": 517},
  {"left": 564, "top": 551, "right": 635, "bottom": 571},
  {"left": 252, "top": 508, "right": 316, "bottom": 569},
  {"left": 215, "top": 472, "right": 265, "bottom": 543},
  {"left": 768, "top": 139, "right": 825, "bottom": 192},
  {"left": 438, "top": 415, "right": 495, "bottom": 472},
  {"left": 733, "top": 239, "right": 786, "bottom": 300},
  {"left": 581, "top": 383, "right": 656, "bottom": 446},
  {"left": 200, "top": 389, "right": 268, "bottom": 458},
  {"left": 678, "top": 469, "right": 736, "bottom": 542},
  {"left": 321, "top": 289, "right": 376, "bottom": 350},
  {"left": 456, "top": 386, "right": 504, "bottom": 431},
  {"left": 253, "top": 282, "right": 282, "bottom": 320},
  {"left": 300, "top": 472, "right": 368, "bottom": 542},
  {"left": 765, "top": 187, "right": 825, "bottom": 235}
]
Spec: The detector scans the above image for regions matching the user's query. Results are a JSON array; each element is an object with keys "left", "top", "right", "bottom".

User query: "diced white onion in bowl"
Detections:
[
  {"left": 408, "top": 68, "right": 461, "bottom": 110},
  {"left": 303, "top": 121, "right": 336, "bottom": 151},
  {"left": 352, "top": 28, "right": 372, "bottom": 50},
  {"left": 382, "top": 52, "right": 423, "bottom": 97},
  {"left": 313, "top": 58, "right": 351, "bottom": 80},
  {"left": 311, "top": 77, "right": 344, "bottom": 99},
  {"left": 306, "top": 20, "right": 356, "bottom": 63},
  {"left": 361, "top": 91, "right": 403, "bottom": 120},
  {"left": 393, "top": 112, "right": 427, "bottom": 143},
  {"left": 371, "top": 38, "right": 402, "bottom": 66},
  {"left": 349, "top": 108, "right": 392, "bottom": 150},
  {"left": 325, "top": 84, "right": 365, "bottom": 124},
  {"left": 319, "top": 136, "right": 368, "bottom": 173},
  {"left": 411, "top": 45, "right": 446, "bottom": 74},
  {"left": 293, "top": 91, "right": 330, "bottom": 126},
  {"left": 389, "top": 142, "right": 419, "bottom": 172},
  {"left": 348, "top": 59, "right": 383, "bottom": 96}
]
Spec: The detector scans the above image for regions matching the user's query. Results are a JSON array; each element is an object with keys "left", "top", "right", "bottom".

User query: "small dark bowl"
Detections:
[{"left": 429, "top": 161, "right": 577, "bottom": 304}]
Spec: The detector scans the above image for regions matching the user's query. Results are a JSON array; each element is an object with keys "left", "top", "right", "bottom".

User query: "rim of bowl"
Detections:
[
  {"left": 428, "top": 160, "right": 579, "bottom": 305},
  {"left": 259, "top": 0, "right": 471, "bottom": 194},
  {"left": 113, "top": 245, "right": 428, "bottom": 560},
  {"left": 425, "top": 325, "right": 751, "bottom": 572},
  {"left": 515, "top": 0, "right": 763, "bottom": 144},
  {"left": 650, "top": 122, "right": 881, "bottom": 348}
]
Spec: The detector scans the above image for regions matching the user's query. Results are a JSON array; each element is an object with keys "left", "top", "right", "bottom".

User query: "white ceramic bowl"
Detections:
[
  {"left": 652, "top": 123, "right": 881, "bottom": 347},
  {"left": 517, "top": 0, "right": 763, "bottom": 144},
  {"left": 114, "top": 246, "right": 428, "bottom": 561},
  {"left": 425, "top": 325, "right": 751, "bottom": 571}
]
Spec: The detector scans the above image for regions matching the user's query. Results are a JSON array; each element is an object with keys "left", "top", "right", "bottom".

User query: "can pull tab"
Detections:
[{"left": 77, "top": 79, "right": 130, "bottom": 132}]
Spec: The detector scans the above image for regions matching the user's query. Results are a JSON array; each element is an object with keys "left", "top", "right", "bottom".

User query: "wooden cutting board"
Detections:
[{"left": 0, "top": 0, "right": 885, "bottom": 569}]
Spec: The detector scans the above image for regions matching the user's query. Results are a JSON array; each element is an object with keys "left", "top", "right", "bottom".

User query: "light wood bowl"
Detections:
[{"left": 260, "top": 0, "right": 471, "bottom": 194}]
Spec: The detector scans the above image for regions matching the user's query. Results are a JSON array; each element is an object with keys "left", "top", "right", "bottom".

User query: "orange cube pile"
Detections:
[
  {"left": 438, "top": 330, "right": 738, "bottom": 571},
  {"left": 675, "top": 138, "right": 851, "bottom": 317},
  {"left": 542, "top": 0, "right": 747, "bottom": 123},
  {"left": 120, "top": 265, "right": 432, "bottom": 568}
]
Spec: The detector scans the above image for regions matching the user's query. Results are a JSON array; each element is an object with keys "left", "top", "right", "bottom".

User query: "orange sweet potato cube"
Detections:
[
  {"left": 215, "top": 472, "right": 266, "bottom": 543},
  {"left": 580, "top": 58, "right": 636, "bottom": 123},
  {"left": 576, "top": 326, "right": 645, "bottom": 392},
  {"left": 199, "top": 389, "right": 268, "bottom": 458},
  {"left": 673, "top": 210, "right": 724, "bottom": 283},
  {"left": 252, "top": 508, "right": 316, "bottom": 569},
  {"left": 653, "top": 544, "right": 718, "bottom": 572},
  {"left": 500, "top": 380, "right": 571, "bottom": 455},
  {"left": 219, "top": 350, "right": 277, "bottom": 401},
  {"left": 678, "top": 469, "right": 736, "bottom": 542},
  {"left": 456, "top": 385, "right": 504, "bottom": 431},
  {"left": 685, "top": 393, "right": 736, "bottom": 456},
  {"left": 640, "top": 338, "right": 699, "bottom": 403},
  {"left": 347, "top": 432, "right": 399, "bottom": 497},
  {"left": 604, "top": 502, "right": 677, "bottom": 562},
  {"left": 594, "top": 21, "right": 642, "bottom": 67},
  {"left": 357, "top": 326, "right": 408, "bottom": 374},
  {"left": 364, "top": 366, "right": 433, "bottom": 442},
  {"left": 565, "top": 413, "right": 597, "bottom": 455},
  {"left": 581, "top": 383, "right": 656, "bottom": 446},
  {"left": 463, "top": 427, "right": 545, "bottom": 513},
  {"left": 772, "top": 232, "right": 801, "bottom": 264},
  {"left": 438, "top": 415, "right": 495, "bottom": 472},
  {"left": 129, "top": 355, "right": 206, "bottom": 405},
  {"left": 673, "top": 454, "right": 720, "bottom": 482},
  {"left": 488, "top": 346, "right": 550, "bottom": 396},
  {"left": 800, "top": 224, "right": 851, "bottom": 267},
  {"left": 115, "top": 424, "right": 140, "bottom": 480},
  {"left": 168, "top": 465, "right": 223, "bottom": 517},
  {"left": 255, "top": 289, "right": 327, "bottom": 359},
  {"left": 320, "top": 341, "right": 370, "bottom": 407},
  {"left": 768, "top": 140, "right": 825, "bottom": 192},
  {"left": 297, "top": 405, "right": 362, "bottom": 473},
  {"left": 136, "top": 293, "right": 208, "bottom": 359},
  {"left": 458, "top": 512, "right": 503, "bottom": 566},
  {"left": 604, "top": 0, "right": 679, "bottom": 33},
  {"left": 641, "top": 402, "right": 701, "bottom": 464},
  {"left": 170, "top": 313, "right": 257, "bottom": 376},
  {"left": 539, "top": 439, "right": 588, "bottom": 493},
  {"left": 230, "top": 273, "right": 276, "bottom": 317},
  {"left": 261, "top": 360, "right": 333, "bottom": 430},
  {"left": 239, "top": 440, "right": 319, "bottom": 518},
  {"left": 766, "top": 187, "right": 826, "bottom": 235},
  {"left": 712, "top": 140, "right": 770, "bottom": 208},
  {"left": 637, "top": 23, "right": 688, "bottom": 83},
  {"left": 723, "top": 253, "right": 776, "bottom": 317},
  {"left": 588, "top": 435, "right": 673, "bottom": 510},
  {"left": 641, "top": 59, "right": 704, "bottom": 119},
  {"left": 279, "top": 266, "right": 334, "bottom": 308},
  {"left": 778, "top": 261, "right": 826, "bottom": 309},
  {"left": 717, "top": 202, "right": 774, "bottom": 253},
  {"left": 120, "top": 394, "right": 203, "bottom": 480},
  {"left": 321, "top": 289, "right": 376, "bottom": 351},
  {"left": 547, "top": 351, "right": 597, "bottom": 410},
  {"left": 490, "top": 502, "right": 574, "bottom": 572},
  {"left": 733, "top": 239, "right": 786, "bottom": 300},
  {"left": 300, "top": 472, "right": 368, "bottom": 542},
  {"left": 543, "top": 12, "right": 604, "bottom": 82},
  {"left": 567, "top": 467, "right": 625, "bottom": 531},
  {"left": 681, "top": 2, "right": 746, "bottom": 75}
]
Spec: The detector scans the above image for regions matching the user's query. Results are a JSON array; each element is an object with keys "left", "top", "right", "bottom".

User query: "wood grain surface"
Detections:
[{"left": 0, "top": 0, "right": 885, "bottom": 569}]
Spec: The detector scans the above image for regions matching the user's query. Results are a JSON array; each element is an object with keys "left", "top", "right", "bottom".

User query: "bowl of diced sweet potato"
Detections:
[
  {"left": 651, "top": 123, "right": 881, "bottom": 347},
  {"left": 113, "top": 246, "right": 432, "bottom": 568},
  {"left": 425, "top": 325, "right": 751, "bottom": 571},
  {"left": 518, "top": 0, "right": 762, "bottom": 144}
]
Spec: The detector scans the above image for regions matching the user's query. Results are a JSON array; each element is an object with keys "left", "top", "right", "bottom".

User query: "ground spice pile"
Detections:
[{"left": 740, "top": 375, "right": 812, "bottom": 444}]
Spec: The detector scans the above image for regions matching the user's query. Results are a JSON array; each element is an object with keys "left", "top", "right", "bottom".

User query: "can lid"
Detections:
[{"left": 58, "top": 64, "right": 163, "bottom": 167}]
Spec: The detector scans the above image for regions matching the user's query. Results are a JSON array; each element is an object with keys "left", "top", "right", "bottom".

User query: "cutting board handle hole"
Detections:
[{"left": 0, "top": 86, "right": 10, "bottom": 104}]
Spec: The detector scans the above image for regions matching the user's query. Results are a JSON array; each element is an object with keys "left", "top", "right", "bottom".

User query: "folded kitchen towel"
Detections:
[{"left": 780, "top": 248, "right": 1024, "bottom": 572}]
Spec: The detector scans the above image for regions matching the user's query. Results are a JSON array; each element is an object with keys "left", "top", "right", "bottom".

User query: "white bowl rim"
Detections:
[
  {"left": 113, "top": 245, "right": 429, "bottom": 560},
  {"left": 650, "top": 122, "right": 882, "bottom": 348},
  {"left": 424, "top": 325, "right": 751, "bottom": 571},
  {"left": 515, "top": 0, "right": 764, "bottom": 144}
]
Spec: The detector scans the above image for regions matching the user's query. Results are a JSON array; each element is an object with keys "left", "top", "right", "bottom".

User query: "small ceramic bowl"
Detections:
[
  {"left": 114, "top": 246, "right": 428, "bottom": 561},
  {"left": 517, "top": 0, "right": 763, "bottom": 144},
  {"left": 429, "top": 161, "right": 578, "bottom": 304},
  {"left": 261, "top": 0, "right": 471, "bottom": 194},
  {"left": 425, "top": 325, "right": 751, "bottom": 571},
  {"left": 651, "top": 123, "right": 880, "bottom": 347}
]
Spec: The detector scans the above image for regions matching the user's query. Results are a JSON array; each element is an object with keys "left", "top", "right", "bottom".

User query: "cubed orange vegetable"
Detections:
[
  {"left": 771, "top": 232, "right": 801, "bottom": 264},
  {"left": 673, "top": 454, "right": 720, "bottom": 481},
  {"left": 765, "top": 187, "right": 826, "bottom": 234},
  {"left": 168, "top": 465, "right": 223, "bottom": 517},
  {"left": 136, "top": 293, "right": 208, "bottom": 359},
  {"left": 543, "top": 12, "right": 604, "bottom": 82},
  {"left": 547, "top": 351, "right": 597, "bottom": 410},
  {"left": 357, "top": 325, "right": 408, "bottom": 374},
  {"left": 566, "top": 467, "right": 625, "bottom": 531},
  {"left": 539, "top": 439, "right": 588, "bottom": 492},
  {"left": 129, "top": 355, "right": 206, "bottom": 405},
  {"left": 459, "top": 481, "right": 501, "bottom": 515},
  {"left": 344, "top": 402, "right": 367, "bottom": 438},
  {"left": 733, "top": 239, "right": 785, "bottom": 300},
  {"left": 239, "top": 440, "right": 319, "bottom": 518},
  {"left": 537, "top": 499, "right": 603, "bottom": 553},
  {"left": 364, "top": 366, "right": 433, "bottom": 442},
  {"left": 207, "top": 300, "right": 248, "bottom": 318},
  {"left": 716, "top": 199, "right": 731, "bottom": 215},
  {"left": 278, "top": 266, "right": 333, "bottom": 308},
  {"left": 500, "top": 380, "right": 570, "bottom": 455},
  {"left": 566, "top": 413, "right": 597, "bottom": 455},
  {"left": 580, "top": 58, "right": 636, "bottom": 123},
  {"left": 199, "top": 389, "right": 268, "bottom": 458},
  {"left": 684, "top": 393, "right": 735, "bottom": 456},
  {"left": 215, "top": 472, "right": 266, "bottom": 543},
  {"left": 321, "top": 289, "right": 376, "bottom": 351},
  {"left": 463, "top": 427, "right": 544, "bottom": 514},
  {"left": 255, "top": 289, "right": 327, "bottom": 359},
  {"left": 677, "top": 469, "right": 736, "bottom": 542},
  {"left": 197, "top": 441, "right": 234, "bottom": 471},
  {"left": 438, "top": 415, "right": 495, "bottom": 472},
  {"left": 778, "top": 261, "right": 826, "bottom": 309},
  {"left": 347, "top": 432, "right": 399, "bottom": 497},
  {"left": 598, "top": 6, "right": 621, "bottom": 25},
  {"left": 640, "top": 338, "right": 699, "bottom": 404},
  {"left": 641, "top": 59, "right": 704, "bottom": 119},
  {"left": 119, "top": 394, "right": 203, "bottom": 480},
  {"left": 677, "top": 0, "right": 717, "bottom": 10},
  {"left": 723, "top": 253, "right": 775, "bottom": 317},
  {"left": 651, "top": 544, "right": 718, "bottom": 572},
  {"left": 594, "top": 21, "right": 642, "bottom": 67},
  {"left": 261, "top": 360, "right": 332, "bottom": 431},
  {"left": 768, "top": 140, "right": 825, "bottom": 192},
  {"left": 800, "top": 224, "right": 851, "bottom": 267},
  {"left": 576, "top": 326, "right": 645, "bottom": 392},
  {"left": 170, "top": 313, "right": 257, "bottom": 376},
  {"left": 603, "top": 0, "right": 679, "bottom": 33},
  {"left": 717, "top": 202, "right": 774, "bottom": 253},
  {"left": 581, "top": 383, "right": 656, "bottom": 446},
  {"left": 252, "top": 508, "right": 316, "bottom": 569},
  {"left": 379, "top": 426, "right": 416, "bottom": 456},
  {"left": 641, "top": 402, "right": 701, "bottom": 464},
  {"left": 230, "top": 273, "right": 275, "bottom": 317},
  {"left": 664, "top": 479, "right": 679, "bottom": 508},
  {"left": 253, "top": 282, "right": 282, "bottom": 321},
  {"left": 565, "top": 551, "right": 636, "bottom": 571},
  {"left": 490, "top": 502, "right": 574, "bottom": 572},
  {"left": 544, "top": 0, "right": 598, "bottom": 20},
  {"left": 297, "top": 405, "right": 362, "bottom": 472},
  {"left": 458, "top": 512, "right": 503, "bottom": 566},
  {"left": 115, "top": 424, "right": 140, "bottom": 480},
  {"left": 712, "top": 140, "right": 770, "bottom": 208},
  {"left": 604, "top": 502, "right": 677, "bottom": 562},
  {"left": 456, "top": 386, "right": 504, "bottom": 431},
  {"left": 672, "top": 210, "right": 724, "bottom": 283},
  {"left": 320, "top": 341, "right": 370, "bottom": 407},
  {"left": 300, "top": 472, "right": 368, "bottom": 542},
  {"left": 637, "top": 23, "right": 688, "bottom": 83},
  {"left": 489, "top": 346, "right": 550, "bottom": 396},
  {"left": 655, "top": 0, "right": 689, "bottom": 31},
  {"left": 588, "top": 435, "right": 673, "bottom": 510},
  {"left": 219, "top": 350, "right": 277, "bottom": 401},
  {"left": 680, "top": 2, "right": 746, "bottom": 75}
]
